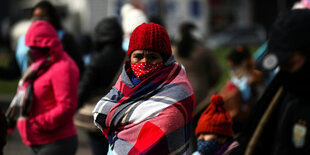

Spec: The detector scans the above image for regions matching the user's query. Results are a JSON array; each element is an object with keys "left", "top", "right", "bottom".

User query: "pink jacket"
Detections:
[{"left": 16, "top": 21, "right": 79, "bottom": 146}]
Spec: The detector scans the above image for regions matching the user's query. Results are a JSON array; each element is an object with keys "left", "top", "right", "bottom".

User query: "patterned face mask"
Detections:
[
  {"left": 131, "top": 62, "right": 164, "bottom": 80},
  {"left": 197, "top": 139, "right": 220, "bottom": 155}
]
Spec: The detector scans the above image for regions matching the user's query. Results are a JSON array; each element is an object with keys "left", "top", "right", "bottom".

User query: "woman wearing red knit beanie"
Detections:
[
  {"left": 93, "top": 22, "right": 195, "bottom": 154},
  {"left": 193, "top": 95, "right": 238, "bottom": 155}
]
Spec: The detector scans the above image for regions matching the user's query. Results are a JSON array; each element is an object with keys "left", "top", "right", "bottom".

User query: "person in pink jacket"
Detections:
[{"left": 16, "top": 20, "right": 79, "bottom": 155}]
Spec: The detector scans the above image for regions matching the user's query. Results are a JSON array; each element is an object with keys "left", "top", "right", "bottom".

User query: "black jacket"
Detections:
[
  {"left": 61, "top": 32, "right": 85, "bottom": 76},
  {"left": 78, "top": 44, "right": 125, "bottom": 108},
  {"left": 78, "top": 17, "right": 125, "bottom": 108},
  {"left": 232, "top": 61, "right": 310, "bottom": 155}
]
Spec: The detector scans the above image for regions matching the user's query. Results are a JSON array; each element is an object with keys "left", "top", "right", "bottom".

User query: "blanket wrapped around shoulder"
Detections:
[{"left": 93, "top": 57, "right": 195, "bottom": 154}]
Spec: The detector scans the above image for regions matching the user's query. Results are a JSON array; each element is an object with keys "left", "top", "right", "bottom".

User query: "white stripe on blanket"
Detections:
[{"left": 128, "top": 99, "right": 171, "bottom": 124}]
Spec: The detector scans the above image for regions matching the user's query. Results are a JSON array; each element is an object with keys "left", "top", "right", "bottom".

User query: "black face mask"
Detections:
[{"left": 28, "top": 47, "right": 50, "bottom": 63}]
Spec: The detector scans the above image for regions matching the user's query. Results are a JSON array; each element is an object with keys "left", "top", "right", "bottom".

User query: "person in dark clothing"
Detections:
[
  {"left": 0, "top": 106, "right": 7, "bottom": 155},
  {"left": 0, "top": 1, "right": 84, "bottom": 79},
  {"left": 78, "top": 17, "right": 126, "bottom": 109},
  {"left": 75, "top": 17, "right": 125, "bottom": 155},
  {"left": 172, "top": 22, "right": 222, "bottom": 153},
  {"left": 231, "top": 9, "right": 310, "bottom": 155}
]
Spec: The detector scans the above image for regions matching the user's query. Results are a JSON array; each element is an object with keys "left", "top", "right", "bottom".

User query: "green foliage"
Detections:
[
  {"left": 0, "top": 80, "right": 17, "bottom": 94},
  {"left": 0, "top": 53, "right": 18, "bottom": 95}
]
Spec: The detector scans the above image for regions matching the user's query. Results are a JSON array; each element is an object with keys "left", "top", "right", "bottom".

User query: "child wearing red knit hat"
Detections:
[{"left": 193, "top": 95, "right": 238, "bottom": 155}]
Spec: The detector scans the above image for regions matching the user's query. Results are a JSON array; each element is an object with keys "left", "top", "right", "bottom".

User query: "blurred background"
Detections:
[{"left": 0, "top": 0, "right": 301, "bottom": 154}]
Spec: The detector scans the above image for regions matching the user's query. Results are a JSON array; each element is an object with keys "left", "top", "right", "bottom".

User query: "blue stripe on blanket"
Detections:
[
  {"left": 166, "top": 121, "right": 192, "bottom": 154},
  {"left": 109, "top": 132, "right": 133, "bottom": 154},
  {"left": 106, "top": 87, "right": 124, "bottom": 101},
  {"left": 93, "top": 88, "right": 124, "bottom": 113}
]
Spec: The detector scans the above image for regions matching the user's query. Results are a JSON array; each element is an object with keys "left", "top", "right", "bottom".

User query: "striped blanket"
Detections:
[{"left": 93, "top": 57, "right": 195, "bottom": 154}]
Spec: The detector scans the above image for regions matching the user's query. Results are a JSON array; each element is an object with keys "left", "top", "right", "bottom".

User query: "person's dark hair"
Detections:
[
  {"left": 94, "top": 17, "right": 123, "bottom": 51},
  {"left": 31, "top": 1, "right": 62, "bottom": 30},
  {"left": 227, "top": 45, "right": 251, "bottom": 66},
  {"left": 177, "top": 22, "right": 197, "bottom": 58}
]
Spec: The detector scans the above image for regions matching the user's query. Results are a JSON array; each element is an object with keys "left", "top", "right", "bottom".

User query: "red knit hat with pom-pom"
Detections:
[
  {"left": 195, "top": 94, "right": 234, "bottom": 138},
  {"left": 127, "top": 22, "right": 172, "bottom": 58}
]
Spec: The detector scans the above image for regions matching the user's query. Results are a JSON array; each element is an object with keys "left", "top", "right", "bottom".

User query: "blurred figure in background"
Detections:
[
  {"left": 0, "top": 1, "right": 84, "bottom": 79},
  {"left": 220, "top": 45, "right": 266, "bottom": 133},
  {"left": 231, "top": 9, "right": 310, "bottom": 155},
  {"left": 75, "top": 17, "right": 125, "bottom": 155},
  {"left": 120, "top": 3, "right": 148, "bottom": 52},
  {"left": 172, "top": 22, "right": 222, "bottom": 152},
  {"left": 6, "top": 20, "right": 79, "bottom": 155},
  {"left": 252, "top": 0, "right": 310, "bottom": 83},
  {"left": 28, "top": 1, "right": 84, "bottom": 75}
]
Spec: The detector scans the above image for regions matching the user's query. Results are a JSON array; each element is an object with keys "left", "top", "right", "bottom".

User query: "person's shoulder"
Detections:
[
  {"left": 59, "top": 30, "right": 76, "bottom": 42},
  {"left": 192, "top": 43, "right": 213, "bottom": 57},
  {"left": 53, "top": 53, "right": 78, "bottom": 70},
  {"left": 93, "top": 48, "right": 125, "bottom": 63},
  {"left": 222, "top": 140, "right": 241, "bottom": 155}
]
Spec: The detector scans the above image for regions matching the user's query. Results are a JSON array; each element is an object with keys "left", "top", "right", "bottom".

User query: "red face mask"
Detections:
[{"left": 131, "top": 62, "right": 164, "bottom": 80}]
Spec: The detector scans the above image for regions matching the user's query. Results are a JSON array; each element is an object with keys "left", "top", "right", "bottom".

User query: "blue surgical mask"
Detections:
[
  {"left": 122, "top": 38, "right": 130, "bottom": 52},
  {"left": 197, "top": 139, "right": 220, "bottom": 155},
  {"left": 231, "top": 75, "right": 251, "bottom": 102}
]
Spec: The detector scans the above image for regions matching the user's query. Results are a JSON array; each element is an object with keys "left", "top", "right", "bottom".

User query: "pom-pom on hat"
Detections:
[
  {"left": 195, "top": 95, "right": 234, "bottom": 138},
  {"left": 127, "top": 22, "right": 172, "bottom": 58}
]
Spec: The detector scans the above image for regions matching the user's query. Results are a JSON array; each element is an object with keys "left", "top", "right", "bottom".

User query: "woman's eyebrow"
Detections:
[
  {"left": 147, "top": 53, "right": 159, "bottom": 56},
  {"left": 133, "top": 53, "right": 143, "bottom": 56}
]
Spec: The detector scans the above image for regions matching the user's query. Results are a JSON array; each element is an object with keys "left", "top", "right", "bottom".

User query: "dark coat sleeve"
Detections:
[
  {"left": 61, "top": 32, "right": 85, "bottom": 76},
  {"left": 77, "top": 54, "right": 102, "bottom": 108}
]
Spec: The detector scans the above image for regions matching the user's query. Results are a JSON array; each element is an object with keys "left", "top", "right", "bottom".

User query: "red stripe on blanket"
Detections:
[{"left": 129, "top": 121, "right": 166, "bottom": 154}]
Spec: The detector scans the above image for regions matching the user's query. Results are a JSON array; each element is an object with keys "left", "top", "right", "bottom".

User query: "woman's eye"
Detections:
[
  {"left": 148, "top": 55, "right": 157, "bottom": 60},
  {"left": 134, "top": 55, "right": 143, "bottom": 59}
]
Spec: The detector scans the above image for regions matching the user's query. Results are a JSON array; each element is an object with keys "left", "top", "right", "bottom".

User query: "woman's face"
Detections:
[
  {"left": 197, "top": 133, "right": 227, "bottom": 144},
  {"left": 227, "top": 60, "right": 248, "bottom": 79},
  {"left": 130, "top": 50, "right": 163, "bottom": 64},
  {"left": 280, "top": 51, "right": 306, "bottom": 73},
  {"left": 28, "top": 47, "right": 50, "bottom": 62}
]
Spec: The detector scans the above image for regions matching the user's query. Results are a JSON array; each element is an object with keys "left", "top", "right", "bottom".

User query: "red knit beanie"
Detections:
[
  {"left": 195, "top": 95, "right": 234, "bottom": 138},
  {"left": 127, "top": 22, "right": 172, "bottom": 58}
]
